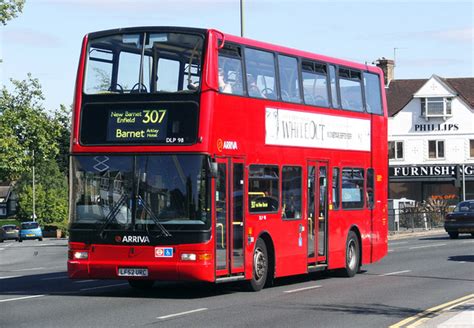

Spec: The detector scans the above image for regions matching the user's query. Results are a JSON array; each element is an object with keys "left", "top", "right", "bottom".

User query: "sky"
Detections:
[{"left": 0, "top": 0, "right": 473, "bottom": 111}]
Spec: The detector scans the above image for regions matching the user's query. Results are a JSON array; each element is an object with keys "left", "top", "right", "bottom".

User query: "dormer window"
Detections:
[{"left": 421, "top": 97, "right": 452, "bottom": 120}]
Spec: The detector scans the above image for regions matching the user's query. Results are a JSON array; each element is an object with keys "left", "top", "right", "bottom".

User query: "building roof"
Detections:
[
  {"left": 443, "top": 78, "right": 474, "bottom": 109},
  {"left": 0, "top": 186, "right": 12, "bottom": 203},
  {"left": 386, "top": 79, "right": 427, "bottom": 116},
  {"left": 386, "top": 77, "right": 474, "bottom": 117}
]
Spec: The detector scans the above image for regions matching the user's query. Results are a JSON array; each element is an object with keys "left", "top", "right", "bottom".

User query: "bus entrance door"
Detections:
[
  {"left": 215, "top": 158, "right": 245, "bottom": 278},
  {"left": 307, "top": 161, "right": 328, "bottom": 266}
]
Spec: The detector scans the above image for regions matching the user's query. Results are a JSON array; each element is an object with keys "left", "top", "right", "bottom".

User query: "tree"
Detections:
[
  {"left": 0, "top": 0, "right": 25, "bottom": 25},
  {"left": 0, "top": 74, "right": 70, "bottom": 229},
  {"left": 17, "top": 159, "right": 68, "bottom": 228},
  {"left": 0, "top": 74, "right": 61, "bottom": 181}
]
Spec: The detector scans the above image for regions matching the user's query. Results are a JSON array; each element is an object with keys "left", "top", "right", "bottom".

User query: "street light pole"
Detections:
[
  {"left": 240, "top": 0, "right": 244, "bottom": 37},
  {"left": 32, "top": 150, "right": 36, "bottom": 222}
]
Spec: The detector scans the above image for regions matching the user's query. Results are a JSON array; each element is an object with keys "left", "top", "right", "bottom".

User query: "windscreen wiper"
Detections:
[
  {"left": 137, "top": 195, "right": 172, "bottom": 238},
  {"left": 98, "top": 194, "right": 127, "bottom": 239}
]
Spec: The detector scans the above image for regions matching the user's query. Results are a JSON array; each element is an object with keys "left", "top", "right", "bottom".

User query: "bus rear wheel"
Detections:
[
  {"left": 246, "top": 238, "right": 268, "bottom": 291},
  {"left": 128, "top": 280, "right": 154, "bottom": 290},
  {"left": 343, "top": 231, "right": 360, "bottom": 277}
]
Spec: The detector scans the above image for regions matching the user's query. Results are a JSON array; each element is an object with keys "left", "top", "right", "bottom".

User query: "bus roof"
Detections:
[{"left": 85, "top": 26, "right": 382, "bottom": 75}]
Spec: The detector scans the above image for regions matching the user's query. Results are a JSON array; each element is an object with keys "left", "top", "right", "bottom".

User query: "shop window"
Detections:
[
  {"left": 470, "top": 140, "right": 474, "bottom": 158},
  {"left": 248, "top": 165, "right": 279, "bottom": 213},
  {"left": 281, "top": 166, "right": 302, "bottom": 219},
  {"left": 389, "top": 141, "right": 404, "bottom": 160},
  {"left": 428, "top": 140, "right": 445, "bottom": 159}
]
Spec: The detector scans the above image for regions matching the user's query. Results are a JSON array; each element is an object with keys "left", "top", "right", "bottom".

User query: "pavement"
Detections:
[{"left": 388, "top": 228, "right": 474, "bottom": 327}]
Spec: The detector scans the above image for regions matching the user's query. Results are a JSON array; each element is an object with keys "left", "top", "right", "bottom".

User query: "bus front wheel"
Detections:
[
  {"left": 343, "top": 231, "right": 360, "bottom": 277},
  {"left": 247, "top": 238, "right": 268, "bottom": 291}
]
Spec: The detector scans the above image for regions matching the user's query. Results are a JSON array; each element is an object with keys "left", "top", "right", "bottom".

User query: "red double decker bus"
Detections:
[{"left": 68, "top": 26, "right": 388, "bottom": 291}]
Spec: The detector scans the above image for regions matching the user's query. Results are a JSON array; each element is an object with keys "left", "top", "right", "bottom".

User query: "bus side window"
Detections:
[
  {"left": 339, "top": 68, "right": 363, "bottom": 112},
  {"left": 282, "top": 166, "right": 302, "bottom": 220},
  {"left": 245, "top": 48, "right": 278, "bottom": 100},
  {"left": 329, "top": 65, "right": 339, "bottom": 108},
  {"left": 218, "top": 45, "right": 244, "bottom": 96},
  {"left": 301, "top": 60, "right": 329, "bottom": 107},
  {"left": 364, "top": 72, "right": 383, "bottom": 115},
  {"left": 278, "top": 55, "right": 302, "bottom": 103},
  {"left": 332, "top": 168, "right": 340, "bottom": 209},
  {"left": 248, "top": 165, "right": 280, "bottom": 213},
  {"left": 367, "top": 168, "right": 375, "bottom": 209},
  {"left": 341, "top": 168, "right": 365, "bottom": 209}
]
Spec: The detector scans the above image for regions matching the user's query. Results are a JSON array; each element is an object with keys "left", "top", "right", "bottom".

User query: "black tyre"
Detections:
[
  {"left": 448, "top": 232, "right": 459, "bottom": 239},
  {"left": 343, "top": 231, "right": 360, "bottom": 277},
  {"left": 38, "top": 238, "right": 43, "bottom": 241},
  {"left": 246, "top": 238, "right": 268, "bottom": 291},
  {"left": 128, "top": 280, "right": 154, "bottom": 290},
  {"left": 0, "top": 239, "right": 4, "bottom": 243},
  {"left": 18, "top": 238, "right": 23, "bottom": 243}
]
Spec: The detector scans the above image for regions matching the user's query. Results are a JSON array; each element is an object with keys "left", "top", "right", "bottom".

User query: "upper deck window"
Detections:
[
  {"left": 339, "top": 68, "right": 363, "bottom": 112},
  {"left": 218, "top": 44, "right": 244, "bottom": 95},
  {"left": 245, "top": 48, "right": 278, "bottom": 100},
  {"left": 84, "top": 32, "right": 204, "bottom": 94},
  {"left": 278, "top": 55, "right": 302, "bottom": 103},
  {"left": 302, "top": 61, "right": 329, "bottom": 107},
  {"left": 364, "top": 72, "right": 383, "bottom": 115}
]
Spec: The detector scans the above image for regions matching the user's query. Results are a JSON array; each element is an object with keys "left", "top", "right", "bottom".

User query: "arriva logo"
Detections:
[{"left": 117, "top": 235, "right": 151, "bottom": 243}]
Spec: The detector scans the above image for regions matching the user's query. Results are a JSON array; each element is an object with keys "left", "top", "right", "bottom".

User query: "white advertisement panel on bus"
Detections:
[{"left": 265, "top": 108, "right": 371, "bottom": 151}]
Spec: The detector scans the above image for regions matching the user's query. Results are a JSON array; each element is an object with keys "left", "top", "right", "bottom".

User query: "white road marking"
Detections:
[
  {"left": 0, "top": 276, "right": 20, "bottom": 280},
  {"left": 379, "top": 270, "right": 411, "bottom": 276},
  {"left": 41, "top": 276, "right": 68, "bottom": 281},
  {"left": 11, "top": 267, "right": 45, "bottom": 272},
  {"left": 409, "top": 243, "right": 446, "bottom": 250},
  {"left": 74, "top": 279, "right": 97, "bottom": 283},
  {"left": 80, "top": 283, "right": 128, "bottom": 291},
  {"left": 0, "top": 295, "right": 45, "bottom": 303},
  {"left": 283, "top": 285, "right": 322, "bottom": 293},
  {"left": 157, "top": 308, "right": 208, "bottom": 320},
  {"left": 389, "top": 241, "right": 408, "bottom": 245}
]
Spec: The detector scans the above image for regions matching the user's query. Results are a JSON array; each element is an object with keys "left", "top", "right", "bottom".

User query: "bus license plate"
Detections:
[{"left": 118, "top": 268, "right": 148, "bottom": 277}]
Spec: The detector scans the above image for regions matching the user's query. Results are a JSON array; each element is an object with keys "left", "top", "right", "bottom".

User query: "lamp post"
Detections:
[
  {"left": 32, "top": 150, "right": 36, "bottom": 222},
  {"left": 240, "top": 0, "right": 244, "bottom": 37}
]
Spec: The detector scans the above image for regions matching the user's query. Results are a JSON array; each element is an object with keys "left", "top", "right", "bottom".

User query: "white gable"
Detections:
[{"left": 414, "top": 75, "right": 456, "bottom": 98}]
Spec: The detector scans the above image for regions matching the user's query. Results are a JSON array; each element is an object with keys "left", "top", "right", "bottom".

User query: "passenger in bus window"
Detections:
[
  {"left": 218, "top": 68, "right": 233, "bottom": 94},
  {"left": 247, "top": 74, "right": 264, "bottom": 98}
]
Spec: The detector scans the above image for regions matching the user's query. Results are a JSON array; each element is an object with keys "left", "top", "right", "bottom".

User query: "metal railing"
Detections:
[{"left": 388, "top": 207, "right": 447, "bottom": 232}]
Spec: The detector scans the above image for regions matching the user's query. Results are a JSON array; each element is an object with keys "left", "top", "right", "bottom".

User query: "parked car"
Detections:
[
  {"left": 18, "top": 221, "right": 43, "bottom": 242},
  {"left": 444, "top": 200, "right": 474, "bottom": 239},
  {"left": 0, "top": 224, "right": 19, "bottom": 242}
]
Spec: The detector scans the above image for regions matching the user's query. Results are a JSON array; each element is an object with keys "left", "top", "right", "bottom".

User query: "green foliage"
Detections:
[
  {"left": 0, "top": 74, "right": 63, "bottom": 181},
  {"left": 0, "top": 73, "right": 70, "bottom": 228},
  {"left": 0, "top": 0, "right": 25, "bottom": 25},
  {"left": 17, "top": 159, "right": 68, "bottom": 228}
]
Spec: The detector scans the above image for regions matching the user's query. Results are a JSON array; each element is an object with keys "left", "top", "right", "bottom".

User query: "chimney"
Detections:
[{"left": 375, "top": 57, "right": 395, "bottom": 86}]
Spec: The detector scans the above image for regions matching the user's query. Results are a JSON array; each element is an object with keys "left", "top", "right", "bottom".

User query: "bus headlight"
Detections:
[
  {"left": 73, "top": 251, "right": 89, "bottom": 260},
  {"left": 181, "top": 253, "right": 197, "bottom": 261}
]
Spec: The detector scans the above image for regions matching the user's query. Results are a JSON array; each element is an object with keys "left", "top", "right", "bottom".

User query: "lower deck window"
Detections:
[
  {"left": 342, "top": 168, "right": 365, "bottom": 209},
  {"left": 248, "top": 165, "right": 279, "bottom": 213}
]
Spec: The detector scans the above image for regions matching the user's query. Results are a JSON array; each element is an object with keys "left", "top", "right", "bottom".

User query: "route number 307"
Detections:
[{"left": 142, "top": 109, "right": 166, "bottom": 124}]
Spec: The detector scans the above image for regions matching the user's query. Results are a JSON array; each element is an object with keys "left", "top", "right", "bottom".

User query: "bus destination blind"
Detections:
[{"left": 107, "top": 108, "right": 173, "bottom": 142}]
